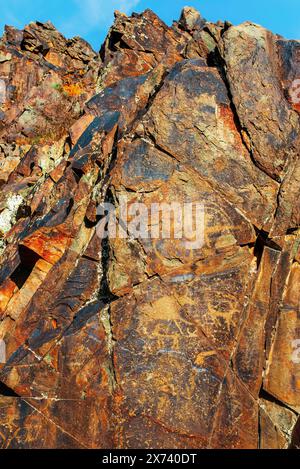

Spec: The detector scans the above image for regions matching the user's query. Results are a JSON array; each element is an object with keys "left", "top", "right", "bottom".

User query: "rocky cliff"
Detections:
[{"left": 0, "top": 7, "right": 299, "bottom": 449}]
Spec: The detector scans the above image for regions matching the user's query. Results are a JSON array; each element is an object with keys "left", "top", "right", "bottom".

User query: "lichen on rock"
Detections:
[{"left": 0, "top": 6, "right": 299, "bottom": 449}]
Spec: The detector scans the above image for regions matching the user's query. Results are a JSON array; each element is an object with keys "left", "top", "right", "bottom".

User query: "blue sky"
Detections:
[{"left": 1, "top": 0, "right": 299, "bottom": 51}]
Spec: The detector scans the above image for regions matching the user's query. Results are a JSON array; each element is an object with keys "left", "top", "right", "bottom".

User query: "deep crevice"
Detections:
[
  {"left": 98, "top": 186, "right": 118, "bottom": 305},
  {"left": 144, "top": 131, "right": 179, "bottom": 161},
  {"left": 135, "top": 69, "right": 169, "bottom": 124},
  {"left": 258, "top": 406, "right": 262, "bottom": 449},
  {"left": 83, "top": 215, "right": 99, "bottom": 229},
  {"left": 94, "top": 130, "right": 121, "bottom": 391},
  {"left": 108, "top": 31, "right": 132, "bottom": 52},
  {"left": 286, "top": 227, "right": 299, "bottom": 235},
  {"left": 259, "top": 388, "right": 298, "bottom": 415},
  {"left": 253, "top": 227, "right": 282, "bottom": 269},
  {"left": 66, "top": 197, "right": 74, "bottom": 216},
  {"left": 71, "top": 166, "right": 84, "bottom": 182},
  {"left": 0, "top": 380, "right": 20, "bottom": 397},
  {"left": 16, "top": 204, "right": 31, "bottom": 221},
  {"left": 64, "top": 134, "right": 73, "bottom": 153},
  {"left": 289, "top": 417, "right": 300, "bottom": 449},
  {"left": 10, "top": 245, "right": 41, "bottom": 289},
  {"left": 207, "top": 45, "right": 281, "bottom": 183}
]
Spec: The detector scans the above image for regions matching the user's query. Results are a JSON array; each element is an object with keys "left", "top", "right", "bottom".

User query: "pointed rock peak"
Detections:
[
  {"left": 179, "top": 6, "right": 206, "bottom": 32},
  {"left": 114, "top": 10, "right": 127, "bottom": 19},
  {"left": 35, "top": 20, "right": 56, "bottom": 30}
]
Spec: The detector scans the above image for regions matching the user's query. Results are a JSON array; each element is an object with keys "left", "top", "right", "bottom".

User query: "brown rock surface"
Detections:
[{"left": 0, "top": 8, "right": 299, "bottom": 449}]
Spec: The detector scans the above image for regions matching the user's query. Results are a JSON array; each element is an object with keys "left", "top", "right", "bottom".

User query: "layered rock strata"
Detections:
[{"left": 0, "top": 7, "right": 299, "bottom": 448}]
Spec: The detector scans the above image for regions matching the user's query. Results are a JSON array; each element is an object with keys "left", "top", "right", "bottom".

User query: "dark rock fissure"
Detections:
[{"left": 10, "top": 245, "right": 41, "bottom": 289}]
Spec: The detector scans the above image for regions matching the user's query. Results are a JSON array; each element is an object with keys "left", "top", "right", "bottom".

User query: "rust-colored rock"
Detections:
[{"left": 0, "top": 8, "right": 299, "bottom": 449}]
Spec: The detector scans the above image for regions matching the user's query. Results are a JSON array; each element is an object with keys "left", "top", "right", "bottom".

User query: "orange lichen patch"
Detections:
[
  {"left": 62, "top": 82, "right": 84, "bottom": 97},
  {"left": 15, "top": 135, "right": 58, "bottom": 146},
  {"left": 287, "top": 95, "right": 300, "bottom": 114},
  {"left": 218, "top": 104, "right": 240, "bottom": 140},
  {"left": 51, "top": 318, "right": 58, "bottom": 329},
  {"left": 294, "top": 103, "right": 300, "bottom": 113},
  {"left": 114, "top": 391, "right": 124, "bottom": 406},
  {"left": 0, "top": 278, "right": 18, "bottom": 315},
  {"left": 15, "top": 137, "right": 33, "bottom": 146},
  {"left": 217, "top": 103, "right": 248, "bottom": 152},
  {"left": 218, "top": 103, "right": 237, "bottom": 132}
]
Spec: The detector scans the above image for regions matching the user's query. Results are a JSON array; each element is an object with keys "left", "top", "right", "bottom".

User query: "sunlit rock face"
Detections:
[{"left": 0, "top": 7, "right": 299, "bottom": 449}]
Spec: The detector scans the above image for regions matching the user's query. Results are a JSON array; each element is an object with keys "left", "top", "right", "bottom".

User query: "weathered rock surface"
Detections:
[{"left": 0, "top": 8, "right": 299, "bottom": 449}]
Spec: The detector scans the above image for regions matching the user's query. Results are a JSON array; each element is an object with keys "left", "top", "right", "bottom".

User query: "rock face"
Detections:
[{"left": 0, "top": 8, "right": 299, "bottom": 449}]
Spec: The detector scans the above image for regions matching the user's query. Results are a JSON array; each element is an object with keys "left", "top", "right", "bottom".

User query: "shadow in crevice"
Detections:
[
  {"left": 0, "top": 380, "right": 20, "bottom": 397},
  {"left": 10, "top": 245, "right": 41, "bottom": 289},
  {"left": 290, "top": 417, "right": 300, "bottom": 449}
]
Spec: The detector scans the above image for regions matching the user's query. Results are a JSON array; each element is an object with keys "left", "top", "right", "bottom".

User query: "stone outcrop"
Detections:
[{"left": 0, "top": 7, "right": 299, "bottom": 449}]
